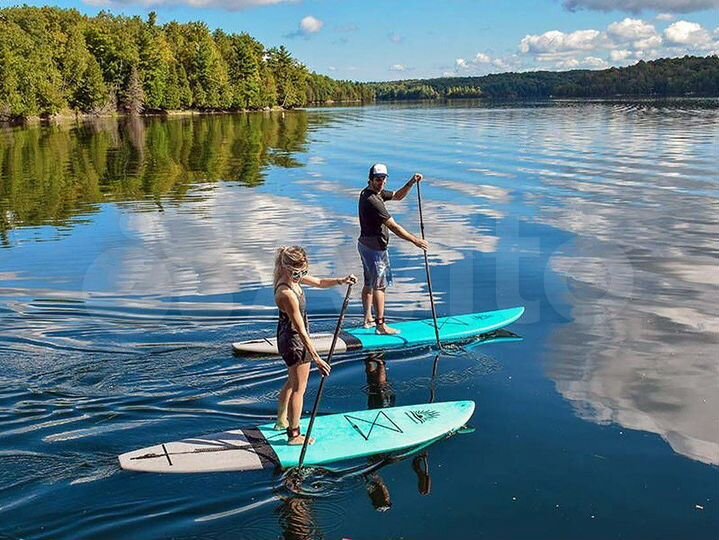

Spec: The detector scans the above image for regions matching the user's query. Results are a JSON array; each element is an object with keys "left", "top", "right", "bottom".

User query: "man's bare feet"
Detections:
[
  {"left": 363, "top": 318, "right": 375, "bottom": 329},
  {"left": 274, "top": 419, "right": 289, "bottom": 431}
]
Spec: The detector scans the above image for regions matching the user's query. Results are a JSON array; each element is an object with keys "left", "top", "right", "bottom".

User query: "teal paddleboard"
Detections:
[
  {"left": 118, "top": 400, "right": 475, "bottom": 473},
  {"left": 232, "top": 307, "right": 525, "bottom": 355}
]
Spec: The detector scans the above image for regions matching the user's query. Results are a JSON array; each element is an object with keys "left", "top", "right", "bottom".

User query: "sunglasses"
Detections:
[
  {"left": 372, "top": 175, "right": 388, "bottom": 181},
  {"left": 291, "top": 268, "right": 308, "bottom": 280}
]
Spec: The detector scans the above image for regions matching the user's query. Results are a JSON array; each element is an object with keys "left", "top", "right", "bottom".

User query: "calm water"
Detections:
[{"left": 1, "top": 101, "right": 717, "bottom": 539}]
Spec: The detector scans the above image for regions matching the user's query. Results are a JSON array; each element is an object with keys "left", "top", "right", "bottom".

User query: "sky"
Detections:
[{"left": 3, "top": 0, "right": 718, "bottom": 81}]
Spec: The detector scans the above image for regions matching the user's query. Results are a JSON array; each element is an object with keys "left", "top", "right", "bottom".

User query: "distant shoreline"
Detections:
[{"left": 5, "top": 95, "right": 718, "bottom": 128}]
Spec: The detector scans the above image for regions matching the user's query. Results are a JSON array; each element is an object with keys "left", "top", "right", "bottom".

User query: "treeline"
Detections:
[
  {"left": 0, "top": 6, "right": 373, "bottom": 120},
  {"left": 372, "top": 56, "right": 719, "bottom": 100}
]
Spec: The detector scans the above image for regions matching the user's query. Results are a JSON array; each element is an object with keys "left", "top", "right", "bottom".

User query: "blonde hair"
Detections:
[{"left": 273, "top": 246, "right": 309, "bottom": 287}]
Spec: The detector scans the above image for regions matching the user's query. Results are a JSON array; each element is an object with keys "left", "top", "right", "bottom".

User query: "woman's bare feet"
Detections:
[
  {"left": 363, "top": 318, "right": 375, "bottom": 329},
  {"left": 288, "top": 434, "right": 315, "bottom": 446},
  {"left": 274, "top": 419, "right": 289, "bottom": 431},
  {"left": 287, "top": 426, "right": 315, "bottom": 445},
  {"left": 376, "top": 319, "right": 400, "bottom": 335}
]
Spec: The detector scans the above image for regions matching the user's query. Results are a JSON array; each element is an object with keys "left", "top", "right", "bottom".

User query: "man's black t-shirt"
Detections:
[{"left": 358, "top": 187, "right": 394, "bottom": 251}]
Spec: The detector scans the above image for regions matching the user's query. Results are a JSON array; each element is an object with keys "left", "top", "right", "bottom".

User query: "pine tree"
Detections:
[{"left": 122, "top": 65, "right": 145, "bottom": 115}]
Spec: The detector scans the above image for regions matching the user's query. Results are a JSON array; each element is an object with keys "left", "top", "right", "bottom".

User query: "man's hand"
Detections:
[
  {"left": 314, "top": 355, "right": 331, "bottom": 376},
  {"left": 412, "top": 173, "right": 423, "bottom": 184},
  {"left": 413, "top": 236, "right": 429, "bottom": 251}
]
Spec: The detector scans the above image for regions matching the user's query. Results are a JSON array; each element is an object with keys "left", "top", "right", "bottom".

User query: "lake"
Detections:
[{"left": 1, "top": 100, "right": 717, "bottom": 539}]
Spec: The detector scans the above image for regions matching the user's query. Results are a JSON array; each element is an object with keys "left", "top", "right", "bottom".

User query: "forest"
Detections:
[
  {"left": 371, "top": 56, "right": 719, "bottom": 100},
  {"left": 0, "top": 6, "right": 373, "bottom": 120},
  {"left": 1, "top": 6, "right": 716, "bottom": 121}
]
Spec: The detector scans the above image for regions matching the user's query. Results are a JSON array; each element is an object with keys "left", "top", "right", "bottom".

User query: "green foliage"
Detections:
[
  {"left": 372, "top": 56, "right": 719, "bottom": 100},
  {"left": 6, "top": 5, "right": 711, "bottom": 118},
  {"left": 0, "top": 8, "right": 67, "bottom": 118},
  {"left": 122, "top": 66, "right": 145, "bottom": 115},
  {"left": 214, "top": 31, "right": 264, "bottom": 109},
  {"left": 267, "top": 46, "right": 307, "bottom": 108},
  {"left": 138, "top": 16, "right": 173, "bottom": 110},
  {"left": 0, "top": 112, "right": 314, "bottom": 239},
  {"left": 0, "top": 6, "right": 371, "bottom": 119},
  {"left": 306, "top": 73, "right": 374, "bottom": 103}
]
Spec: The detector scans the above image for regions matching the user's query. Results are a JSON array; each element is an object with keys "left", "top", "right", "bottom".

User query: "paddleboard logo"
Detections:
[{"left": 405, "top": 409, "right": 440, "bottom": 425}]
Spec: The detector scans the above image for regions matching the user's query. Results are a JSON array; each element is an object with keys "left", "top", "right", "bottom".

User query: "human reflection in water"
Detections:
[
  {"left": 362, "top": 353, "right": 432, "bottom": 506},
  {"left": 363, "top": 353, "right": 394, "bottom": 511},
  {"left": 364, "top": 353, "right": 396, "bottom": 410},
  {"left": 274, "top": 353, "right": 431, "bottom": 537},
  {"left": 410, "top": 354, "right": 441, "bottom": 497},
  {"left": 276, "top": 486, "right": 318, "bottom": 540},
  {"left": 412, "top": 453, "right": 432, "bottom": 496}
]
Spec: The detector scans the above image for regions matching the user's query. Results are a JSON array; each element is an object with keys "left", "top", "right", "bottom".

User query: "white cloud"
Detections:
[
  {"left": 455, "top": 58, "right": 469, "bottom": 69},
  {"left": 300, "top": 15, "right": 324, "bottom": 34},
  {"left": 83, "top": 0, "right": 296, "bottom": 10},
  {"left": 453, "top": 52, "right": 518, "bottom": 74},
  {"left": 492, "top": 58, "right": 512, "bottom": 70},
  {"left": 451, "top": 15, "right": 715, "bottom": 77},
  {"left": 388, "top": 33, "right": 404, "bottom": 44},
  {"left": 610, "top": 49, "right": 633, "bottom": 60},
  {"left": 327, "top": 66, "right": 337, "bottom": 71},
  {"left": 517, "top": 16, "right": 716, "bottom": 71},
  {"left": 664, "top": 20, "right": 714, "bottom": 48},
  {"left": 554, "top": 56, "right": 609, "bottom": 69},
  {"left": 585, "top": 56, "right": 611, "bottom": 68},
  {"left": 389, "top": 64, "right": 407, "bottom": 71},
  {"left": 555, "top": 58, "right": 581, "bottom": 68},
  {"left": 562, "top": 0, "right": 719, "bottom": 14},
  {"left": 656, "top": 13, "right": 676, "bottom": 20},
  {"left": 607, "top": 18, "right": 664, "bottom": 50},
  {"left": 520, "top": 29, "right": 604, "bottom": 56},
  {"left": 607, "top": 18, "right": 658, "bottom": 42}
]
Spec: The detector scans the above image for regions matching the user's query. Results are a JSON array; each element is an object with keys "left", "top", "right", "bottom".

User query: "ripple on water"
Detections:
[{"left": 0, "top": 102, "right": 717, "bottom": 538}]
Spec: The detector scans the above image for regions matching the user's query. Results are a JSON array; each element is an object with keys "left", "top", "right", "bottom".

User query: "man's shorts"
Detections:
[{"left": 358, "top": 241, "right": 393, "bottom": 289}]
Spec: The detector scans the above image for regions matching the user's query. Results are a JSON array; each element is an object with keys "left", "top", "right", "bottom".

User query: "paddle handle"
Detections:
[
  {"left": 298, "top": 282, "right": 353, "bottom": 469},
  {"left": 417, "top": 180, "right": 441, "bottom": 349}
]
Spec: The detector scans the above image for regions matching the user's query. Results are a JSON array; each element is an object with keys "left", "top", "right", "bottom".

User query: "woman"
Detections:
[{"left": 273, "top": 246, "right": 356, "bottom": 445}]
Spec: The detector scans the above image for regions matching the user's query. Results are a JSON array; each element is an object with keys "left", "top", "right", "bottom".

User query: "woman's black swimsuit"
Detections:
[{"left": 275, "top": 282, "right": 310, "bottom": 367}]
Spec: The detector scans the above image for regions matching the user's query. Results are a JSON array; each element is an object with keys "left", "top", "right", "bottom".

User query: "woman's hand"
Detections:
[
  {"left": 340, "top": 274, "right": 357, "bottom": 285},
  {"left": 314, "top": 355, "right": 332, "bottom": 376}
]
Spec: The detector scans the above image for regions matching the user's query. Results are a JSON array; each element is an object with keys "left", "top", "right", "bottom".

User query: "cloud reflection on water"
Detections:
[{"left": 529, "top": 104, "right": 719, "bottom": 464}]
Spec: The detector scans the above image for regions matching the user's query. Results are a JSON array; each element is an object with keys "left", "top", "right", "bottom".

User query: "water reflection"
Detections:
[
  {"left": 0, "top": 101, "right": 717, "bottom": 538},
  {"left": 530, "top": 104, "right": 719, "bottom": 465},
  {"left": 0, "top": 112, "right": 315, "bottom": 242},
  {"left": 276, "top": 489, "right": 320, "bottom": 540}
]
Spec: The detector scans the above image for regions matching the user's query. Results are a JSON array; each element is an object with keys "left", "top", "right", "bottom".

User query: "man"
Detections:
[{"left": 358, "top": 163, "right": 429, "bottom": 335}]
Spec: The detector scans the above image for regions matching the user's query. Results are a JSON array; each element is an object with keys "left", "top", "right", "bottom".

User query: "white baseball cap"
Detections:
[{"left": 369, "top": 163, "right": 388, "bottom": 178}]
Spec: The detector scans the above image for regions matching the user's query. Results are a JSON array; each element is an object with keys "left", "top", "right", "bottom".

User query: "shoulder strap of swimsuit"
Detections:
[
  {"left": 274, "top": 282, "right": 304, "bottom": 299},
  {"left": 274, "top": 282, "right": 291, "bottom": 293}
]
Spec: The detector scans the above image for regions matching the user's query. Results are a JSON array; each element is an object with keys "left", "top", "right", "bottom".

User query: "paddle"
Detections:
[
  {"left": 416, "top": 177, "right": 441, "bottom": 350},
  {"left": 297, "top": 282, "right": 354, "bottom": 470}
]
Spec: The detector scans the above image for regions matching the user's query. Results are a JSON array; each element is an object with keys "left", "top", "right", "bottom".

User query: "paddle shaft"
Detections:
[
  {"left": 298, "top": 283, "right": 353, "bottom": 469},
  {"left": 416, "top": 179, "right": 441, "bottom": 349}
]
